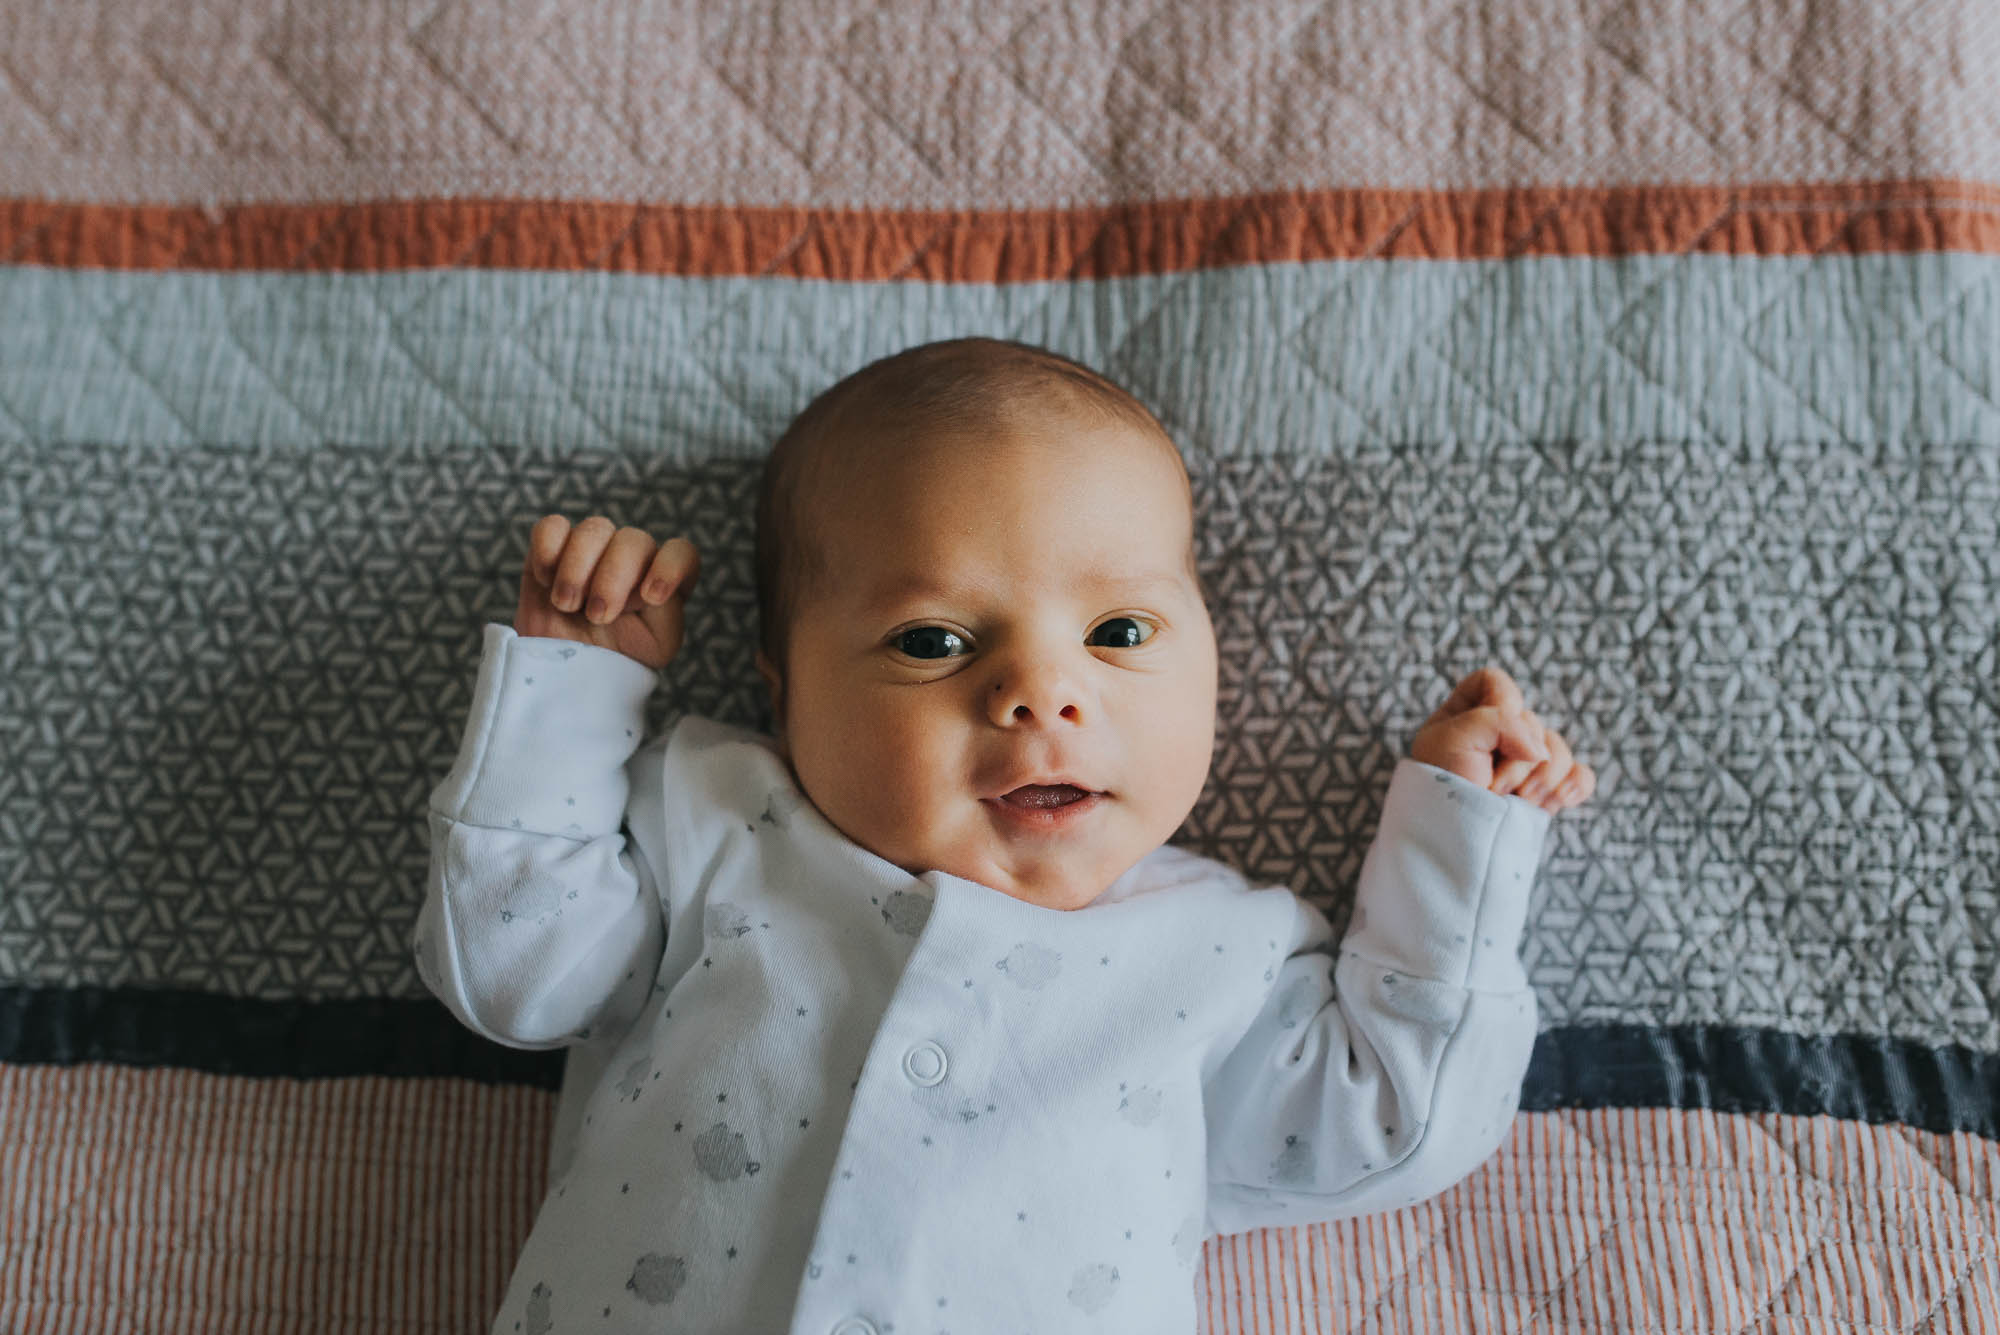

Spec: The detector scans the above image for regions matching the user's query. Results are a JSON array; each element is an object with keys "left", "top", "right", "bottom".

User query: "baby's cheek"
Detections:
[{"left": 850, "top": 719, "right": 964, "bottom": 848}]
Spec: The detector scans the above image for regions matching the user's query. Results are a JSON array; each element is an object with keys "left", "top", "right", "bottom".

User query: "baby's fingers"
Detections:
[
  {"left": 1490, "top": 717, "right": 1546, "bottom": 794},
  {"left": 547, "top": 516, "right": 618, "bottom": 613},
  {"left": 526, "top": 514, "right": 570, "bottom": 587},
  {"left": 1553, "top": 763, "right": 1597, "bottom": 809},
  {"left": 582, "top": 525, "right": 663, "bottom": 624},
  {"left": 639, "top": 538, "right": 702, "bottom": 606},
  {"left": 1425, "top": 666, "right": 1526, "bottom": 732},
  {"left": 1518, "top": 728, "right": 1576, "bottom": 805}
]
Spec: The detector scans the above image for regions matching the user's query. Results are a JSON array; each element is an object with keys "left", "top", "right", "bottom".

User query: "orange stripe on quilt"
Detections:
[
  {"left": 5, "top": 179, "right": 1999, "bottom": 278},
  {"left": 5, "top": 1065, "right": 1999, "bottom": 1332}
]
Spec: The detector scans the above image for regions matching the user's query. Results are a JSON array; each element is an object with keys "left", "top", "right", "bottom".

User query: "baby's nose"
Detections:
[{"left": 987, "top": 666, "right": 1084, "bottom": 726}]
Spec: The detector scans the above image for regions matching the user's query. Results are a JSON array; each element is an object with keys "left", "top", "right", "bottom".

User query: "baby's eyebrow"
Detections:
[{"left": 862, "top": 568, "right": 1183, "bottom": 616}]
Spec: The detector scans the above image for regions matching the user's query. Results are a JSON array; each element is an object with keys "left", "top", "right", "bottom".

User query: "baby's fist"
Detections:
[
  {"left": 1410, "top": 667, "right": 1595, "bottom": 814},
  {"left": 515, "top": 514, "right": 700, "bottom": 670}
]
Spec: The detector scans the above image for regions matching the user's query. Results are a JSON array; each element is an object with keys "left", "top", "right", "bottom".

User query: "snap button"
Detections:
[
  {"left": 902, "top": 1040, "right": 948, "bottom": 1087},
  {"left": 830, "top": 1318, "right": 877, "bottom": 1335}
]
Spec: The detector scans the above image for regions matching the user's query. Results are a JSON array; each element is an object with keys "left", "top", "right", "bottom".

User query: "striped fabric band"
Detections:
[
  {"left": 4, "top": 1065, "right": 1995, "bottom": 1334},
  {"left": 9, "top": 182, "right": 2000, "bottom": 276},
  {"left": 8, "top": 251, "right": 2000, "bottom": 454},
  {"left": 7, "top": 986, "right": 2000, "bottom": 1141}
]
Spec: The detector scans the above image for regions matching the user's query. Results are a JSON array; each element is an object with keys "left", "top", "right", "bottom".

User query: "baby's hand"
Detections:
[
  {"left": 515, "top": 514, "right": 701, "bottom": 670},
  {"left": 1409, "top": 667, "right": 1596, "bottom": 815}
]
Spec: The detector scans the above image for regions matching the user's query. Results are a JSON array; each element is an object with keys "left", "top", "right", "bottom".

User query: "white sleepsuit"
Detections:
[{"left": 414, "top": 624, "right": 1551, "bottom": 1334}]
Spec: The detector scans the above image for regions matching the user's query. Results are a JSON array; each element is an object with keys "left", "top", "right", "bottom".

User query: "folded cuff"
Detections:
[
  {"left": 1342, "top": 758, "right": 1550, "bottom": 993},
  {"left": 427, "top": 622, "right": 659, "bottom": 837}
]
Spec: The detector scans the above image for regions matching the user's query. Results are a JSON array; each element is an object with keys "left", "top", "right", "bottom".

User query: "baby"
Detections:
[{"left": 414, "top": 338, "right": 1594, "bottom": 1334}]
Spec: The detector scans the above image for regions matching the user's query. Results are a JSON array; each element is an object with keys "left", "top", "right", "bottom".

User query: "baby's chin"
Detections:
[
  {"left": 898, "top": 840, "right": 1133, "bottom": 912},
  {"left": 983, "top": 868, "right": 1115, "bottom": 912}
]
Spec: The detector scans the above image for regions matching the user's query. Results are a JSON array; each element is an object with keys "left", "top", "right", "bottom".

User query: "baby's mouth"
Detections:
[{"left": 1000, "top": 784, "right": 1094, "bottom": 809}]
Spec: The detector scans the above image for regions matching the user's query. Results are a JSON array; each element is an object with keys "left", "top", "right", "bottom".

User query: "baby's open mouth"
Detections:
[{"left": 1001, "top": 784, "right": 1094, "bottom": 809}]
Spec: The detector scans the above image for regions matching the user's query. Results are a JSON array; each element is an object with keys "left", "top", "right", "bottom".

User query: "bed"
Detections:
[{"left": 3, "top": 1, "right": 1998, "bottom": 1329}]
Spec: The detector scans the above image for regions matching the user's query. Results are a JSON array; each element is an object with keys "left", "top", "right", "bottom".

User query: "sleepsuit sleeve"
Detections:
[
  {"left": 1203, "top": 758, "right": 1551, "bottom": 1236},
  {"left": 411, "top": 622, "right": 667, "bottom": 1050}
]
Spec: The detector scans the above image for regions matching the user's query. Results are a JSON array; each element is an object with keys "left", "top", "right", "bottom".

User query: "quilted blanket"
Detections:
[{"left": 4, "top": 1, "right": 1999, "bottom": 1330}]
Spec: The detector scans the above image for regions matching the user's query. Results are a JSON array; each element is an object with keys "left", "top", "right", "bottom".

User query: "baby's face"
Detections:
[{"left": 759, "top": 411, "right": 1217, "bottom": 911}]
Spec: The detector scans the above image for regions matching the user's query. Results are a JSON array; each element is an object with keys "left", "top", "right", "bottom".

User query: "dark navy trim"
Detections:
[
  {"left": 1520, "top": 1021, "right": 2000, "bottom": 1140},
  {"left": 3, "top": 986, "right": 1995, "bottom": 1136},
  {"left": 0, "top": 985, "right": 564, "bottom": 1089}
]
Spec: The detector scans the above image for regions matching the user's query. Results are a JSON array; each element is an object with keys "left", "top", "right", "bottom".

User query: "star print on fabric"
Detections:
[
  {"left": 727, "top": 1247, "right": 737, "bottom": 1259},
  {"left": 797, "top": 1006, "right": 807, "bottom": 1016},
  {"left": 800, "top": 1118, "right": 809, "bottom": 1127}
]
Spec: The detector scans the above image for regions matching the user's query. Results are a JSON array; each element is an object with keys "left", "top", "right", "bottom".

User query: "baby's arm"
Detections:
[
  {"left": 1204, "top": 765, "right": 1546, "bottom": 1231},
  {"left": 1203, "top": 680, "right": 1563, "bottom": 1234},
  {"left": 411, "top": 517, "right": 700, "bottom": 1049}
]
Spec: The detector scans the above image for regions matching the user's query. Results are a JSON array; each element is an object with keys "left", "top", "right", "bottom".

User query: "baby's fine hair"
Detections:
[{"left": 753, "top": 337, "right": 1188, "bottom": 679}]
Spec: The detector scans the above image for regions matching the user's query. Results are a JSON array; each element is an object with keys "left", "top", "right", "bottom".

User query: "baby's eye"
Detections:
[
  {"left": 1088, "top": 616, "right": 1155, "bottom": 649},
  {"left": 895, "top": 625, "right": 969, "bottom": 659}
]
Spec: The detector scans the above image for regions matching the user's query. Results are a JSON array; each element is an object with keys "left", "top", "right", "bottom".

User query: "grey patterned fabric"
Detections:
[{"left": 4, "top": 437, "right": 1994, "bottom": 1049}]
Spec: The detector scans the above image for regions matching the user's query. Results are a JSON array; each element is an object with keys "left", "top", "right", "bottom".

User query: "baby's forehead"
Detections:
[
  {"left": 795, "top": 445, "right": 1190, "bottom": 566},
  {"left": 809, "top": 401, "right": 1185, "bottom": 495}
]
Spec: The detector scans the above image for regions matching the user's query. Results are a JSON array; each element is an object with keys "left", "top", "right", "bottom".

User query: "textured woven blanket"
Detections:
[{"left": 4, "top": 1, "right": 1999, "bottom": 1330}]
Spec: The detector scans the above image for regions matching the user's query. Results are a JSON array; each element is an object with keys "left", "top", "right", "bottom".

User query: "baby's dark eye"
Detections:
[
  {"left": 896, "top": 626, "right": 968, "bottom": 659},
  {"left": 1088, "top": 617, "right": 1154, "bottom": 649}
]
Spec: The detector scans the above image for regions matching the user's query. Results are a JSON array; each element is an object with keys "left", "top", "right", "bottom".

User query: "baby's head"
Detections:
[{"left": 754, "top": 338, "right": 1218, "bottom": 911}]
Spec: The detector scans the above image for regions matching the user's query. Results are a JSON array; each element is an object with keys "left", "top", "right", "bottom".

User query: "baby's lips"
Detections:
[{"left": 988, "top": 773, "right": 1105, "bottom": 801}]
